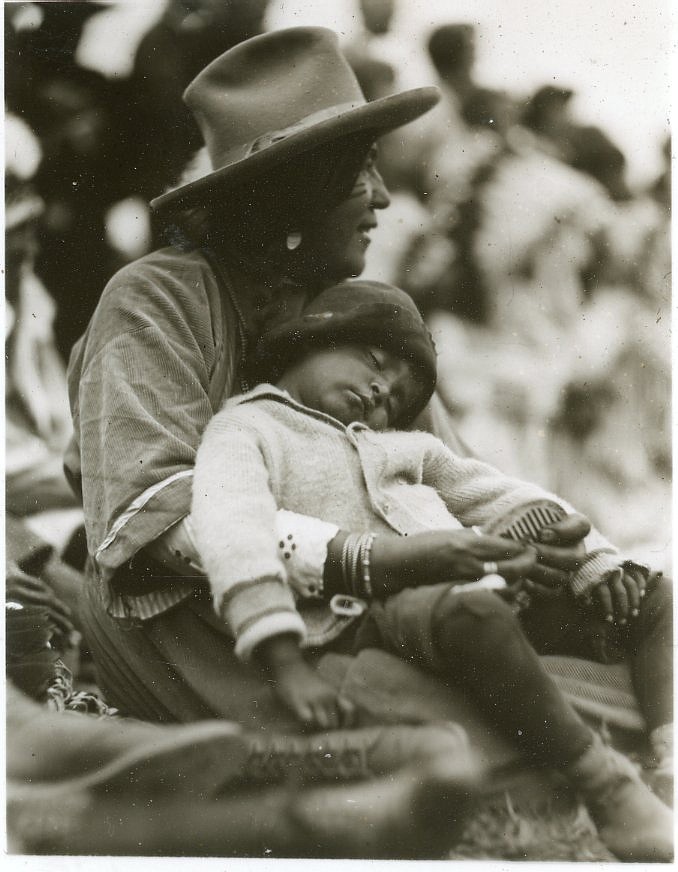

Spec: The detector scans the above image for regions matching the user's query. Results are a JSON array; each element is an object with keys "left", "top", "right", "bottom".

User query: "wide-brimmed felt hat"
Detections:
[
  {"left": 254, "top": 280, "right": 438, "bottom": 424},
  {"left": 151, "top": 27, "right": 440, "bottom": 214}
]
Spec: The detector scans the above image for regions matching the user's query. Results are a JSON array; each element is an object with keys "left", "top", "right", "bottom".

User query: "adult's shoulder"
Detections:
[
  {"left": 88, "top": 247, "right": 225, "bottom": 348},
  {"left": 102, "top": 247, "right": 218, "bottom": 310}
]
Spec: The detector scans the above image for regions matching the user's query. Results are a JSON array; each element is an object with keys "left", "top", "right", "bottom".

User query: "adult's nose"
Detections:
[{"left": 370, "top": 167, "right": 391, "bottom": 210}]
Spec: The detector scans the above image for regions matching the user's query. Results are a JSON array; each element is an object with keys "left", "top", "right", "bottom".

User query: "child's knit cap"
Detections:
[{"left": 253, "top": 280, "right": 437, "bottom": 423}]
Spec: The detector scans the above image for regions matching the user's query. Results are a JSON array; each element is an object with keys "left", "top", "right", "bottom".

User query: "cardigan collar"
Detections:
[{"left": 228, "top": 383, "right": 371, "bottom": 435}]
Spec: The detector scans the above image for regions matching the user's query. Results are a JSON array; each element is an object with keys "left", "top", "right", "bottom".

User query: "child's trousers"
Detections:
[{"left": 350, "top": 574, "right": 672, "bottom": 767}]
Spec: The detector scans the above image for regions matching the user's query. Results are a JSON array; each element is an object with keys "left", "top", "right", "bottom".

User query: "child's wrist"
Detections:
[{"left": 255, "top": 632, "right": 305, "bottom": 673}]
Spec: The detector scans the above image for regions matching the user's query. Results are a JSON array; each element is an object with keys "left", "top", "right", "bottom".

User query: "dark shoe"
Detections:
[
  {"left": 243, "top": 722, "right": 472, "bottom": 783},
  {"left": 9, "top": 753, "right": 480, "bottom": 859},
  {"left": 290, "top": 751, "right": 480, "bottom": 859},
  {"left": 8, "top": 682, "right": 247, "bottom": 797}
]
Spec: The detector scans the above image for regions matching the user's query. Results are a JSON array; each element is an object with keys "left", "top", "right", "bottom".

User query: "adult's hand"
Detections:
[
  {"left": 6, "top": 561, "right": 75, "bottom": 640},
  {"left": 591, "top": 565, "right": 647, "bottom": 625},
  {"left": 370, "top": 529, "right": 537, "bottom": 597},
  {"left": 526, "top": 513, "right": 591, "bottom": 594}
]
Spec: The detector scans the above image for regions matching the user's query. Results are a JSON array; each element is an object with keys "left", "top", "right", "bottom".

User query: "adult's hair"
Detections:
[{"left": 158, "top": 131, "right": 375, "bottom": 278}]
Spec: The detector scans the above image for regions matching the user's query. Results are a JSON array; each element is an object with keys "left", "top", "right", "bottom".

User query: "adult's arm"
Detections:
[
  {"left": 68, "top": 253, "right": 228, "bottom": 586},
  {"left": 421, "top": 439, "right": 624, "bottom": 599}
]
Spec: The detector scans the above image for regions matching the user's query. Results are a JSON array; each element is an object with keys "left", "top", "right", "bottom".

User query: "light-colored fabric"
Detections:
[
  {"left": 192, "top": 384, "right": 619, "bottom": 661},
  {"left": 274, "top": 509, "right": 340, "bottom": 599},
  {"left": 145, "top": 510, "right": 338, "bottom": 606}
]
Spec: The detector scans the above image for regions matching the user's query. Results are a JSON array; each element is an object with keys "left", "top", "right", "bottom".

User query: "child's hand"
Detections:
[
  {"left": 274, "top": 658, "right": 356, "bottom": 731},
  {"left": 256, "top": 633, "right": 356, "bottom": 730},
  {"left": 591, "top": 566, "right": 647, "bottom": 625}
]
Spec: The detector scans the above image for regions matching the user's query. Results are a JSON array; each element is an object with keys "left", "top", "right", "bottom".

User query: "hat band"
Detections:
[{"left": 244, "top": 101, "right": 362, "bottom": 158}]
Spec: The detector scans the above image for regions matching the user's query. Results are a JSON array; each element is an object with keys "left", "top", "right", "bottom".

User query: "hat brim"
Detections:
[{"left": 150, "top": 86, "right": 440, "bottom": 214}]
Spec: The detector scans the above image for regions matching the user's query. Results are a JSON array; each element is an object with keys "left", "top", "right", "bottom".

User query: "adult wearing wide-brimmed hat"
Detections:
[{"left": 66, "top": 27, "right": 589, "bottom": 739}]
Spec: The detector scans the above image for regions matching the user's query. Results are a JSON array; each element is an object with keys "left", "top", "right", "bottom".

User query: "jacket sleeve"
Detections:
[
  {"left": 422, "top": 438, "right": 621, "bottom": 597},
  {"left": 69, "top": 259, "right": 227, "bottom": 584},
  {"left": 192, "top": 411, "right": 306, "bottom": 661}
]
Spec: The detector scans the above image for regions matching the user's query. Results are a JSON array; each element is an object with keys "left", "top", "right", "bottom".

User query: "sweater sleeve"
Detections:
[
  {"left": 192, "top": 410, "right": 306, "bottom": 661},
  {"left": 422, "top": 439, "right": 621, "bottom": 597}
]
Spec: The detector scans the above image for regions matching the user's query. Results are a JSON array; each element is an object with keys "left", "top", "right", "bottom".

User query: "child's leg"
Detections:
[
  {"left": 518, "top": 573, "right": 673, "bottom": 733},
  {"left": 363, "top": 583, "right": 673, "bottom": 861},
  {"left": 365, "top": 584, "right": 593, "bottom": 765},
  {"left": 628, "top": 574, "right": 672, "bottom": 732}
]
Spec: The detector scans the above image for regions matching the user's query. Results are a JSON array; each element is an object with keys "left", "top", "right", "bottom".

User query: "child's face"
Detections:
[{"left": 277, "top": 344, "right": 423, "bottom": 430}]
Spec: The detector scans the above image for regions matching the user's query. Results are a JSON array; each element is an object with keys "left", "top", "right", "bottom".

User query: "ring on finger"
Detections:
[{"left": 482, "top": 561, "right": 499, "bottom": 575}]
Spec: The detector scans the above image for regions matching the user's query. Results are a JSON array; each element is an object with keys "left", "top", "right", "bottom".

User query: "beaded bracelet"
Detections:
[
  {"left": 340, "top": 533, "right": 353, "bottom": 594},
  {"left": 359, "top": 532, "right": 377, "bottom": 599},
  {"left": 341, "top": 531, "right": 379, "bottom": 599},
  {"left": 341, "top": 532, "right": 362, "bottom": 597}
]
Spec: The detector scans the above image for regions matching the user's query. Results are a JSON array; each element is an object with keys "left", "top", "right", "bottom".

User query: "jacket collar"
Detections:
[{"left": 227, "top": 383, "right": 371, "bottom": 434}]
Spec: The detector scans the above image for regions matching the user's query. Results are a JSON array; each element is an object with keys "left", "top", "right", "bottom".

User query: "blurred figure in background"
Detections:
[
  {"left": 417, "top": 22, "right": 482, "bottom": 194},
  {"left": 345, "top": 0, "right": 397, "bottom": 73},
  {"left": 402, "top": 84, "right": 518, "bottom": 321},
  {"left": 125, "top": 0, "right": 270, "bottom": 206},
  {"left": 401, "top": 56, "right": 671, "bottom": 568},
  {"left": 5, "top": 1, "right": 136, "bottom": 358},
  {"left": 345, "top": 1, "right": 435, "bottom": 285},
  {"left": 5, "top": 112, "right": 84, "bottom": 554},
  {"left": 520, "top": 85, "right": 633, "bottom": 203},
  {"left": 520, "top": 84, "right": 576, "bottom": 162},
  {"left": 363, "top": 22, "right": 497, "bottom": 294},
  {"left": 546, "top": 136, "right": 671, "bottom": 567},
  {"left": 567, "top": 125, "right": 632, "bottom": 203}
]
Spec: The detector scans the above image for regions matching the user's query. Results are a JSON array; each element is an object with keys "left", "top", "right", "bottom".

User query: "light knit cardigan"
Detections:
[{"left": 192, "top": 385, "right": 623, "bottom": 661}]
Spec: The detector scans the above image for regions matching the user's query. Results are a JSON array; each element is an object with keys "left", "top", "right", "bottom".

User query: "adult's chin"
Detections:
[
  {"left": 292, "top": 246, "right": 366, "bottom": 287},
  {"left": 328, "top": 253, "right": 368, "bottom": 283}
]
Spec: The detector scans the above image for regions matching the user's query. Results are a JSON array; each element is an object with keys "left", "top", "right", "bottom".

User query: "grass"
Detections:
[{"left": 448, "top": 791, "right": 615, "bottom": 862}]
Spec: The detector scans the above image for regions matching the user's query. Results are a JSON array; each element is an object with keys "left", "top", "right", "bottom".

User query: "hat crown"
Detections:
[{"left": 184, "top": 27, "right": 366, "bottom": 171}]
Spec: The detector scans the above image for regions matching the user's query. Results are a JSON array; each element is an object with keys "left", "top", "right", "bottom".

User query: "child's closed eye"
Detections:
[{"left": 367, "top": 348, "right": 382, "bottom": 370}]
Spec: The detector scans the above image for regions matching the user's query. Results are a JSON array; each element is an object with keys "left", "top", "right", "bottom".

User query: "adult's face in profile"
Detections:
[{"left": 301, "top": 146, "right": 391, "bottom": 283}]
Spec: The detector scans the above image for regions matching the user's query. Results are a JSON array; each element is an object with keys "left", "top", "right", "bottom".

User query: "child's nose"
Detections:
[{"left": 370, "top": 380, "right": 388, "bottom": 403}]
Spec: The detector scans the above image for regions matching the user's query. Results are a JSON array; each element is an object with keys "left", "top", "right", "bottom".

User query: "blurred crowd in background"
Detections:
[{"left": 5, "top": 0, "right": 672, "bottom": 605}]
